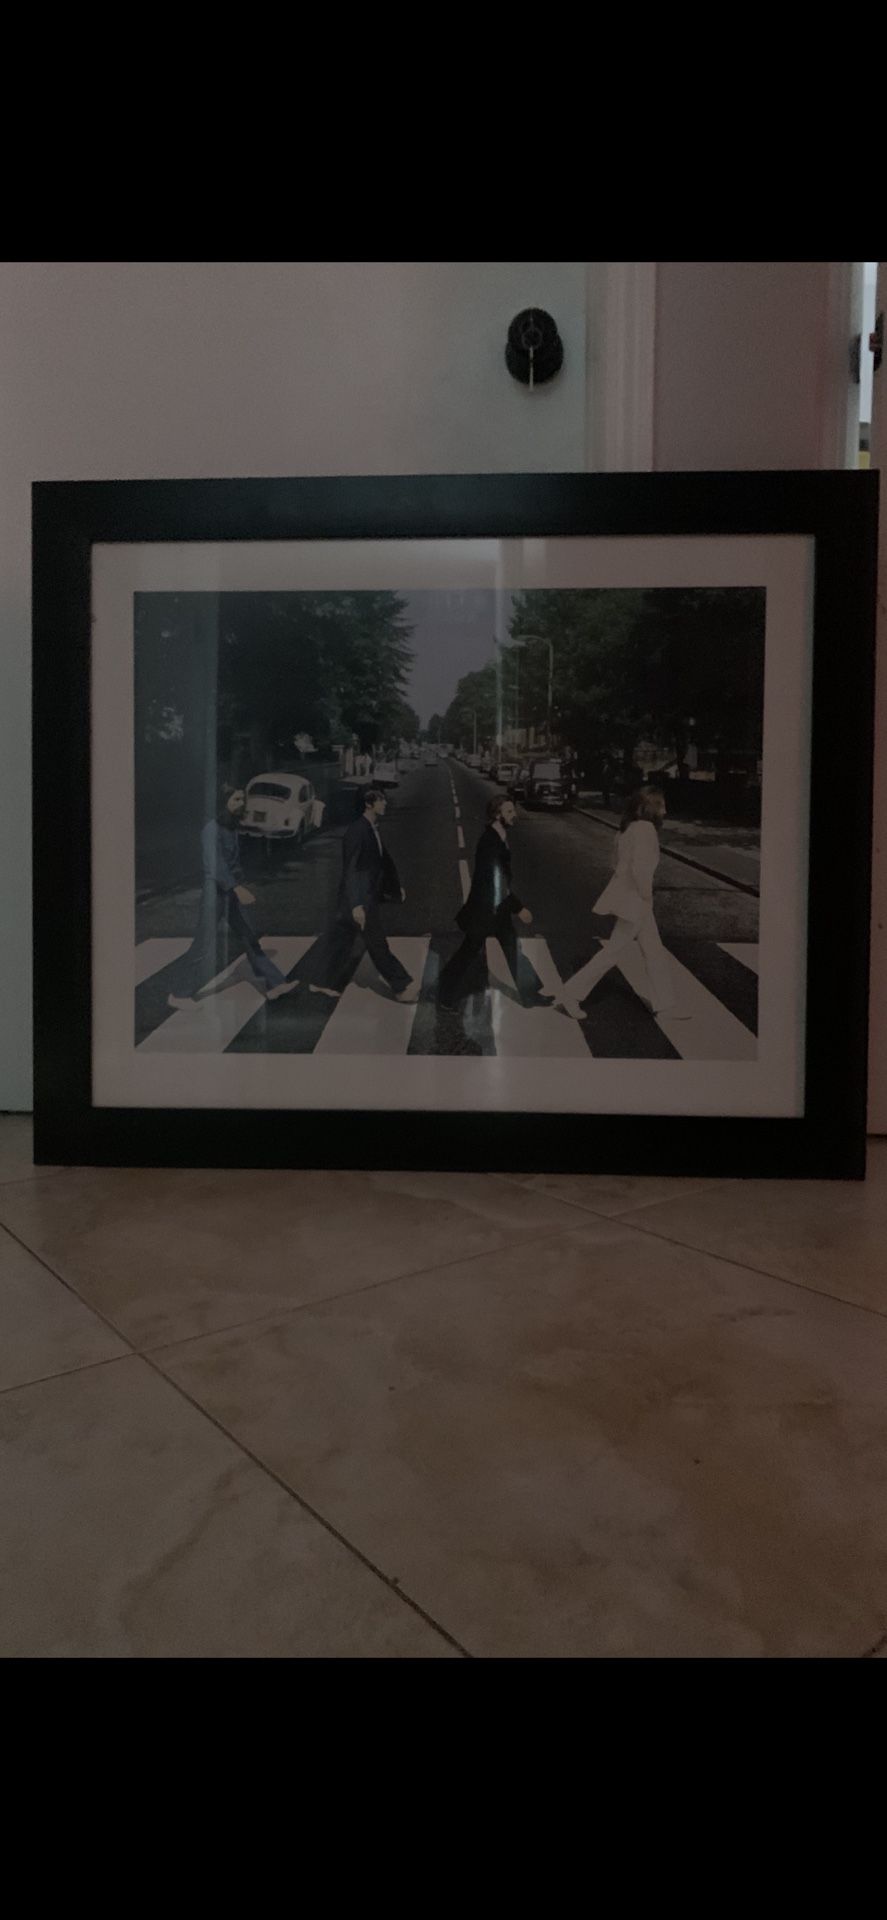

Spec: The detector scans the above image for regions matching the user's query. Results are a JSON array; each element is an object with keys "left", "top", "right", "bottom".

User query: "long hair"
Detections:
[
  {"left": 486, "top": 794, "right": 510, "bottom": 825},
  {"left": 215, "top": 778, "right": 239, "bottom": 825},
  {"left": 619, "top": 784, "right": 664, "bottom": 833}
]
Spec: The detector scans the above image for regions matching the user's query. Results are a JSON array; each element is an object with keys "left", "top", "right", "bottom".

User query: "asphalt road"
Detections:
[{"left": 135, "top": 759, "right": 759, "bottom": 1058}]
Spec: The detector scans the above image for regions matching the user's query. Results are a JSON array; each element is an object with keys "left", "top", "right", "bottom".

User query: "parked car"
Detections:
[
  {"left": 495, "top": 760, "right": 521, "bottom": 787},
  {"left": 241, "top": 772, "right": 324, "bottom": 842},
  {"left": 464, "top": 752, "right": 483, "bottom": 770},
  {"left": 518, "top": 758, "right": 575, "bottom": 810}
]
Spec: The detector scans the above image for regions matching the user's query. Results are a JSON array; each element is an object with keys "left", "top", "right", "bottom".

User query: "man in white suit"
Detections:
[{"left": 560, "top": 786, "right": 688, "bottom": 1021}]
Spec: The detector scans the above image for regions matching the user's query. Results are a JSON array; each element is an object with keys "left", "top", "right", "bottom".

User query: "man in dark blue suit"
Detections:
[{"left": 295, "top": 789, "right": 418, "bottom": 1002}]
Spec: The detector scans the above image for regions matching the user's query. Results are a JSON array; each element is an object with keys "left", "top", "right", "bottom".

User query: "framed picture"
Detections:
[{"left": 32, "top": 471, "right": 878, "bottom": 1177}]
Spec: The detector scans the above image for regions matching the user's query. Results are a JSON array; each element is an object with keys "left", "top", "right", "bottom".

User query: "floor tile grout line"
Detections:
[
  {"left": 0, "top": 1220, "right": 143, "bottom": 1354},
  {"left": 3, "top": 1133, "right": 886, "bottom": 1654},
  {"left": 499, "top": 1167, "right": 733, "bottom": 1213},
  {"left": 139, "top": 1215, "right": 597, "bottom": 1359},
  {"left": 0, "top": 1349, "right": 132, "bottom": 1401},
  {"left": 591, "top": 1182, "right": 737, "bottom": 1218},
  {"left": 495, "top": 1177, "right": 737, "bottom": 1219},
  {"left": 136, "top": 1346, "right": 473, "bottom": 1659},
  {"left": 0, "top": 1214, "right": 473, "bottom": 1657},
  {"left": 0, "top": 1199, "right": 597, "bottom": 1363},
  {"left": 5, "top": 1179, "right": 885, "bottom": 1365},
  {"left": 452, "top": 1180, "right": 887, "bottom": 1327},
  {"left": 609, "top": 1211, "right": 887, "bottom": 1325}
]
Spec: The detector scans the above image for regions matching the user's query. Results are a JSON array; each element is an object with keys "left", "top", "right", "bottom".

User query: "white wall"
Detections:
[
  {"left": 0, "top": 261, "right": 588, "bottom": 1108},
  {"left": 861, "top": 261, "right": 878, "bottom": 425},
  {"left": 2, "top": 260, "right": 872, "bottom": 1118},
  {"left": 653, "top": 261, "right": 849, "bottom": 469}
]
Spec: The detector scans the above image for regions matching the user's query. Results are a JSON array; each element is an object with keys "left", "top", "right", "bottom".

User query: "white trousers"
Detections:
[{"left": 564, "top": 908, "right": 676, "bottom": 1012}]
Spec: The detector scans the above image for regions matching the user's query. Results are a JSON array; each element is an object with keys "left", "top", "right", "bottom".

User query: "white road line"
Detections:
[
  {"left": 454, "top": 806, "right": 461, "bottom": 821},
  {"left": 485, "top": 937, "right": 590, "bottom": 1057},
  {"left": 519, "top": 936, "right": 579, "bottom": 1009},
  {"left": 615, "top": 944, "right": 757, "bottom": 1060},
  {"left": 459, "top": 860, "right": 472, "bottom": 902},
  {"left": 137, "top": 938, "right": 312, "bottom": 1053},
  {"left": 719, "top": 942, "right": 760, "bottom": 975},
  {"left": 457, "top": 825, "right": 465, "bottom": 849},
  {"left": 315, "top": 939, "right": 429, "bottom": 1055},
  {"left": 134, "top": 937, "right": 192, "bottom": 986},
  {"left": 135, "top": 928, "right": 751, "bottom": 1060}
]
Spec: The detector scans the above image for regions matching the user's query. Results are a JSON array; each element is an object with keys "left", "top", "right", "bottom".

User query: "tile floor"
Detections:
[{"left": 1, "top": 1111, "right": 886, "bottom": 1659}]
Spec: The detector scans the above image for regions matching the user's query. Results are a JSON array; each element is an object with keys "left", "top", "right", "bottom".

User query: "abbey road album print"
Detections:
[{"left": 88, "top": 527, "right": 812, "bottom": 1120}]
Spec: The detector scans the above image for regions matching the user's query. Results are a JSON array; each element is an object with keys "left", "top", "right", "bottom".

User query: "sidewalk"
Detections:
[{"left": 576, "top": 797, "right": 761, "bottom": 896}]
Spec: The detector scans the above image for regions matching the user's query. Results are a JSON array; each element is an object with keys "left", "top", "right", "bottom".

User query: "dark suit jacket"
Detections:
[
  {"left": 456, "top": 826, "right": 522, "bottom": 940},
  {"left": 337, "top": 814, "right": 401, "bottom": 918}
]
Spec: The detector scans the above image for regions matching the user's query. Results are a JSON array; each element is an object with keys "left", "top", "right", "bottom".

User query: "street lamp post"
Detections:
[{"left": 505, "top": 637, "right": 524, "bottom": 745}]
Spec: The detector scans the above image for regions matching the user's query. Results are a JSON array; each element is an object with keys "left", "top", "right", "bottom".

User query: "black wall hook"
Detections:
[{"left": 505, "top": 308, "right": 563, "bottom": 389}]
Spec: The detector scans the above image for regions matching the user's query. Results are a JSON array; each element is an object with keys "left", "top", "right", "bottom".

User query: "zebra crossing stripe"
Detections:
[
  {"left": 135, "top": 937, "right": 191, "bottom": 986},
  {"left": 137, "top": 938, "right": 312, "bottom": 1053},
  {"left": 485, "top": 937, "right": 591, "bottom": 1058},
  {"left": 314, "top": 939, "right": 430, "bottom": 1056},
  {"left": 615, "top": 942, "right": 756, "bottom": 1061},
  {"left": 133, "top": 934, "right": 756, "bottom": 1061},
  {"left": 718, "top": 942, "right": 760, "bottom": 975}
]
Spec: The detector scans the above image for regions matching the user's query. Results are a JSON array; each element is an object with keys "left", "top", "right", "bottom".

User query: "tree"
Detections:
[
  {"left": 504, "top": 586, "right": 765, "bottom": 780},
  {"left": 215, "top": 590, "right": 415, "bottom": 757},
  {"left": 443, "top": 664, "right": 498, "bottom": 749},
  {"left": 631, "top": 587, "right": 765, "bottom": 772},
  {"left": 507, "top": 588, "right": 648, "bottom": 768},
  {"left": 392, "top": 700, "right": 420, "bottom": 743},
  {"left": 323, "top": 592, "right": 415, "bottom": 749},
  {"left": 134, "top": 591, "right": 417, "bottom": 879}
]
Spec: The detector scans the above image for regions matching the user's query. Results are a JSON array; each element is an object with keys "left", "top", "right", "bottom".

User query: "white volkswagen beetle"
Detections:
[{"left": 241, "top": 772, "right": 324, "bottom": 843}]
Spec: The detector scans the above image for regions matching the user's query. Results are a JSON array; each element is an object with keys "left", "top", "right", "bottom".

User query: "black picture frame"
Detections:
[{"left": 32, "top": 471, "right": 879, "bottom": 1178}]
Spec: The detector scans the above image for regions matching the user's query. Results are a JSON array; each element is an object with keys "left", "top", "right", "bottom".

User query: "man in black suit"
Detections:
[
  {"left": 294, "top": 789, "right": 418, "bottom": 1002},
  {"left": 438, "top": 794, "right": 551, "bottom": 1010}
]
